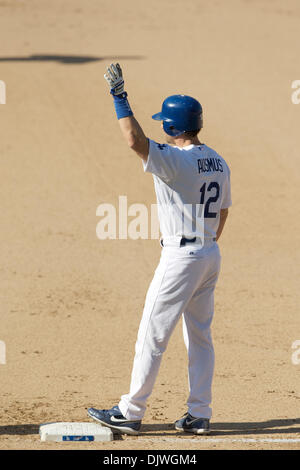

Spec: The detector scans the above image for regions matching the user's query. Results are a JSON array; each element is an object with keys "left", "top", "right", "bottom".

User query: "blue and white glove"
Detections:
[
  {"left": 104, "top": 63, "right": 133, "bottom": 119},
  {"left": 104, "top": 63, "right": 125, "bottom": 96}
]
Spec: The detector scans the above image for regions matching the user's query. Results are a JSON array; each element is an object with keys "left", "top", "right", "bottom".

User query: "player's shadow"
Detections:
[
  {"left": 0, "top": 424, "right": 39, "bottom": 435},
  {"left": 209, "top": 418, "right": 300, "bottom": 437},
  {"left": 0, "top": 54, "right": 144, "bottom": 64},
  {"left": 0, "top": 418, "right": 299, "bottom": 438},
  {"left": 140, "top": 418, "right": 300, "bottom": 437}
]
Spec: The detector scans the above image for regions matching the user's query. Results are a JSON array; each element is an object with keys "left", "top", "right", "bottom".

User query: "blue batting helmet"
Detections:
[{"left": 152, "top": 94, "right": 203, "bottom": 137}]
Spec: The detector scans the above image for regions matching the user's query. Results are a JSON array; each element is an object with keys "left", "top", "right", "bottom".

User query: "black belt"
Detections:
[
  {"left": 180, "top": 237, "right": 197, "bottom": 246},
  {"left": 160, "top": 237, "right": 196, "bottom": 247},
  {"left": 161, "top": 237, "right": 216, "bottom": 247}
]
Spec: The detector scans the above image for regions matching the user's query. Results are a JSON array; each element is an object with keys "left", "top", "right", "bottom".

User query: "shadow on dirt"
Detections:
[
  {"left": 0, "top": 418, "right": 299, "bottom": 437},
  {"left": 141, "top": 418, "right": 300, "bottom": 437},
  {"left": 0, "top": 424, "right": 39, "bottom": 435},
  {"left": 0, "top": 54, "right": 144, "bottom": 64}
]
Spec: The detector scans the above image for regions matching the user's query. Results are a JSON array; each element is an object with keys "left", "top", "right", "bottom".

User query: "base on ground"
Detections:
[{"left": 39, "top": 422, "right": 113, "bottom": 442}]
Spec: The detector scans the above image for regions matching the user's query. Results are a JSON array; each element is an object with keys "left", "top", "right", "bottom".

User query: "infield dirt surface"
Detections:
[{"left": 0, "top": 0, "right": 299, "bottom": 451}]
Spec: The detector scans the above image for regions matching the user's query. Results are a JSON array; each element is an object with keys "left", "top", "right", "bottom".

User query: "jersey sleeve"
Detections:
[
  {"left": 221, "top": 167, "right": 232, "bottom": 209},
  {"left": 142, "top": 139, "right": 181, "bottom": 184}
]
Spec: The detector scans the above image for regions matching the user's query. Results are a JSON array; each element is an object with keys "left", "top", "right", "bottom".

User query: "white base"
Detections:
[{"left": 39, "top": 422, "right": 113, "bottom": 442}]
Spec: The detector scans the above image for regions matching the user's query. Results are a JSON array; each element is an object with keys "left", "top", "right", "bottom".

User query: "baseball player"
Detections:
[{"left": 88, "top": 63, "right": 231, "bottom": 435}]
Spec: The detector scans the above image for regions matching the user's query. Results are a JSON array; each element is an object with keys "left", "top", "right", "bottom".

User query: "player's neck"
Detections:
[{"left": 173, "top": 136, "right": 202, "bottom": 148}]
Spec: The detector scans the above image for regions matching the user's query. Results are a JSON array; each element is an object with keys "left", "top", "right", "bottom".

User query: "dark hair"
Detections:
[{"left": 184, "top": 129, "right": 200, "bottom": 138}]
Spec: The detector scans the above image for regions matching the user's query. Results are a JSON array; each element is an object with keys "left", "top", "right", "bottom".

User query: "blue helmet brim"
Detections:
[
  {"left": 152, "top": 112, "right": 173, "bottom": 122},
  {"left": 151, "top": 112, "right": 163, "bottom": 121}
]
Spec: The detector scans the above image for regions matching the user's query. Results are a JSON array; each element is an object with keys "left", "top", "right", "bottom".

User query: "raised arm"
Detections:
[
  {"left": 118, "top": 116, "right": 149, "bottom": 162},
  {"left": 104, "top": 63, "right": 149, "bottom": 162}
]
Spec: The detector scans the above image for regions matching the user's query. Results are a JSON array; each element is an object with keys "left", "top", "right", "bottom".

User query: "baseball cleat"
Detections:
[
  {"left": 87, "top": 405, "right": 142, "bottom": 435},
  {"left": 175, "top": 412, "right": 210, "bottom": 435}
]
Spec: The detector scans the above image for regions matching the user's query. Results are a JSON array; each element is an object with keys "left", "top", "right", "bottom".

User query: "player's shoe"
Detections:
[
  {"left": 87, "top": 405, "right": 142, "bottom": 435},
  {"left": 175, "top": 412, "right": 210, "bottom": 435}
]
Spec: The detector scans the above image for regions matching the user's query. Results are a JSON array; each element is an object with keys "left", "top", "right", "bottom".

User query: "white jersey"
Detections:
[{"left": 143, "top": 139, "right": 232, "bottom": 242}]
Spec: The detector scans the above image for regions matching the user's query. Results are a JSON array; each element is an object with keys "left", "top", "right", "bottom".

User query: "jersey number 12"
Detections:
[{"left": 199, "top": 182, "right": 220, "bottom": 218}]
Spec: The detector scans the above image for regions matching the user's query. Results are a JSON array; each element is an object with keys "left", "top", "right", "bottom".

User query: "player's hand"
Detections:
[{"left": 104, "top": 63, "right": 125, "bottom": 95}]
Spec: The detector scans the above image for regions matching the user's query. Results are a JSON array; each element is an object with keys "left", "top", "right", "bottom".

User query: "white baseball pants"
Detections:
[{"left": 119, "top": 239, "right": 221, "bottom": 421}]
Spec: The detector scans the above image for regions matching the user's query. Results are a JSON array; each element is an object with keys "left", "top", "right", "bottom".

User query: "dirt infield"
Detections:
[{"left": 0, "top": 0, "right": 299, "bottom": 451}]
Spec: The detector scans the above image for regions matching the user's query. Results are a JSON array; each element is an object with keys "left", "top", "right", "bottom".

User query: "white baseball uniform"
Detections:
[{"left": 119, "top": 139, "right": 232, "bottom": 421}]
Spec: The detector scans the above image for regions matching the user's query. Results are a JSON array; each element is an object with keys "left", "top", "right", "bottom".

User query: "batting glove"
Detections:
[{"left": 104, "top": 63, "right": 125, "bottom": 96}]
